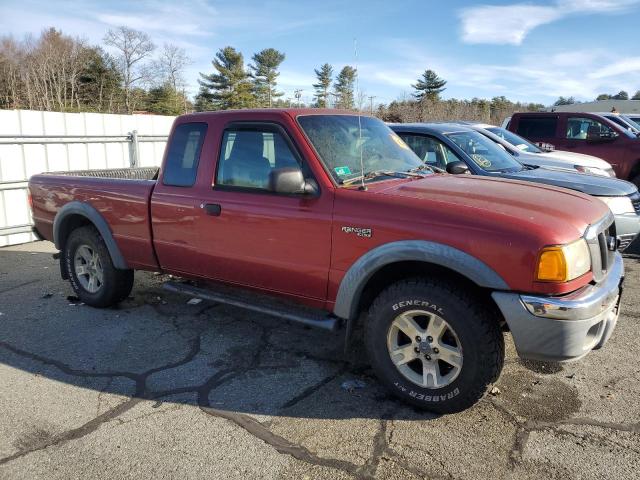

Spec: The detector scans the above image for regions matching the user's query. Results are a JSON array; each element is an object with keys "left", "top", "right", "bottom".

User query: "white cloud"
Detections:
[
  {"left": 460, "top": 5, "right": 561, "bottom": 45},
  {"left": 589, "top": 57, "right": 640, "bottom": 78},
  {"left": 459, "top": 0, "right": 640, "bottom": 45}
]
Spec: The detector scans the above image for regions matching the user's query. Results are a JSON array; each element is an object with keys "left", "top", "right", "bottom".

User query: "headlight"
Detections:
[
  {"left": 599, "top": 196, "right": 635, "bottom": 214},
  {"left": 535, "top": 239, "right": 591, "bottom": 282},
  {"left": 574, "top": 165, "right": 610, "bottom": 177}
]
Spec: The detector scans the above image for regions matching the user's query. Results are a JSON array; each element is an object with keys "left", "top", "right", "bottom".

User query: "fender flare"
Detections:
[
  {"left": 53, "top": 201, "right": 129, "bottom": 270},
  {"left": 334, "top": 240, "right": 508, "bottom": 320}
]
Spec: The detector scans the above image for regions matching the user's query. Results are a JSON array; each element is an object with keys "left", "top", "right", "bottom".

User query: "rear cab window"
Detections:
[
  {"left": 163, "top": 122, "right": 208, "bottom": 187},
  {"left": 515, "top": 116, "right": 558, "bottom": 140}
]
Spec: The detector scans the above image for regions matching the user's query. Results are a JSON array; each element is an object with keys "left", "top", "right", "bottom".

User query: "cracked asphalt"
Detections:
[{"left": 0, "top": 240, "right": 639, "bottom": 480}]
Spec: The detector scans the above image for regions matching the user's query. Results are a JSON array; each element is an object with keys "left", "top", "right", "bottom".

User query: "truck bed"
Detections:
[
  {"left": 43, "top": 167, "right": 159, "bottom": 180},
  {"left": 29, "top": 168, "right": 160, "bottom": 270}
]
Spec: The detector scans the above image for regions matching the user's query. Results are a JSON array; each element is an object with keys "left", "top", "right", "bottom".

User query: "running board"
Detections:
[{"left": 162, "top": 281, "right": 342, "bottom": 332}]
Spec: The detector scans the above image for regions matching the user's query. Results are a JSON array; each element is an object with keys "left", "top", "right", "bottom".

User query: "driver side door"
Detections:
[{"left": 188, "top": 122, "right": 333, "bottom": 306}]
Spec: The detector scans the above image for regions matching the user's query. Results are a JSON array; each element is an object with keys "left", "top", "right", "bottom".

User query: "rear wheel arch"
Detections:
[{"left": 53, "top": 201, "right": 128, "bottom": 270}]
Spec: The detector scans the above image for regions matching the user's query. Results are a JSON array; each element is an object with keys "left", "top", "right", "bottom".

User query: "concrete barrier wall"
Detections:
[{"left": 0, "top": 110, "right": 176, "bottom": 246}]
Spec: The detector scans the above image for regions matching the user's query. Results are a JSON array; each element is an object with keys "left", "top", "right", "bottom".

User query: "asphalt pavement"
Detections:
[{"left": 0, "top": 240, "right": 639, "bottom": 479}]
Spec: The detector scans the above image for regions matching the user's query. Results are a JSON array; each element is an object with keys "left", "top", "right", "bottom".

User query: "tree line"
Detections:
[
  {"left": 0, "top": 25, "right": 549, "bottom": 123},
  {"left": 554, "top": 89, "right": 640, "bottom": 106},
  {"left": 0, "top": 27, "right": 192, "bottom": 115}
]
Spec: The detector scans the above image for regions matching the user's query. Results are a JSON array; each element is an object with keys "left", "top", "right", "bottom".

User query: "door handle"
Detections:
[{"left": 200, "top": 203, "right": 222, "bottom": 216}]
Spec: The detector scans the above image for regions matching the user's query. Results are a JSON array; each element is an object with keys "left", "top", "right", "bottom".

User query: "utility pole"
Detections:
[
  {"left": 294, "top": 89, "right": 303, "bottom": 107},
  {"left": 368, "top": 95, "right": 376, "bottom": 115}
]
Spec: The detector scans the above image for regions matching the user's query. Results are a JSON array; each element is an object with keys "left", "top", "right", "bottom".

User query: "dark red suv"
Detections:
[{"left": 507, "top": 112, "right": 640, "bottom": 184}]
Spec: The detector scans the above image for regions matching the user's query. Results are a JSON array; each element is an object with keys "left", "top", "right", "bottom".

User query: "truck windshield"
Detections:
[
  {"left": 485, "top": 127, "right": 542, "bottom": 153},
  {"left": 297, "top": 115, "right": 425, "bottom": 184},
  {"left": 445, "top": 130, "right": 524, "bottom": 173}
]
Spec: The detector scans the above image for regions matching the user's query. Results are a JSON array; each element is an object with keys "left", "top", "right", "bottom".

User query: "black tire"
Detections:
[
  {"left": 364, "top": 278, "right": 504, "bottom": 414},
  {"left": 64, "top": 226, "right": 134, "bottom": 308}
]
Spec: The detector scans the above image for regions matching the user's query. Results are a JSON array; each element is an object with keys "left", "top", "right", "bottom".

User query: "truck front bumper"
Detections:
[{"left": 492, "top": 252, "right": 624, "bottom": 362}]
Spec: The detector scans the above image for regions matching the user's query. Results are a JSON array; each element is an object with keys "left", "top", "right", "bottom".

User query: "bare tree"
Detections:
[
  {"left": 152, "top": 43, "right": 191, "bottom": 112},
  {"left": 154, "top": 43, "right": 190, "bottom": 91},
  {"left": 104, "top": 26, "right": 155, "bottom": 113},
  {"left": 0, "top": 37, "right": 23, "bottom": 109}
]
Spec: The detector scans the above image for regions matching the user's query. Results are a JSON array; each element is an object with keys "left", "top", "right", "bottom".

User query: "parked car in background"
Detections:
[
  {"left": 593, "top": 113, "right": 640, "bottom": 134},
  {"left": 29, "top": 109, "right": 625, "bottom": 413},
  {"left": 458, "top": 122, "right": 615, "bottom": 177},
  {"left": 506, "top": 112, "right": 640, "bottom": 184},
  {"left": 628, "top": 114, "right": 640, "bottom": 125},
  {"left": 390, "top": 123, "right": 640, "bottom": 250}
]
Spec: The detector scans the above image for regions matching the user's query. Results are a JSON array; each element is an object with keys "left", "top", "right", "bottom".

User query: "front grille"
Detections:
[
  {"left": 629, "top": 191, "right": 640, "bottom": 214},
  {"left": 585, "top": 212, "right": 615, "bottom": 283}
]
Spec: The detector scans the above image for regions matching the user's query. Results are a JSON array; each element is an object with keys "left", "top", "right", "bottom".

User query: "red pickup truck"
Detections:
[{"left": 29, "top": 109, "right": 624, "bottom": 413}]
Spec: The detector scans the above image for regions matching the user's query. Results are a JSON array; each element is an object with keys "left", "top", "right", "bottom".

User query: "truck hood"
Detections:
[
  {"left": 501, "top": 167, "right": 636, "bottom": 197},
  {"left": 374, "top": 175, "right": 609, "bottom": 240},
  {"left": 536, "top": 150, "right": 612, "bottom": 170}
]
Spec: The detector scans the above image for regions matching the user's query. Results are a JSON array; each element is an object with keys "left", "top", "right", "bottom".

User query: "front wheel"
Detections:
[
  {"left": 365, "top": 278, "right": 504, "bottom": 413},
  {"left": 64, "top": 226, "right": 134, "bottom": 308}
]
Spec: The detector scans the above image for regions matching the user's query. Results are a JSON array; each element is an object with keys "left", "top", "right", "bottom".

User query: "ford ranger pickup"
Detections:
[{"left": 29, "top": 109, "right": 624, "bottom": 413}]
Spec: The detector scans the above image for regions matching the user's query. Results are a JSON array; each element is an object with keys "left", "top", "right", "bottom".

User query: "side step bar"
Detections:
[{"left": 163, "top": 281, "right": 342, "bottom": 332}]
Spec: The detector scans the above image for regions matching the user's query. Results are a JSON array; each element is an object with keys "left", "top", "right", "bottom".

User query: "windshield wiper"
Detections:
[
  {"left": 409, "top": 164, "right": 443, "bottom": 174},
  {"left": 341, "top": 169, "right": 418, "bottom": 186}
]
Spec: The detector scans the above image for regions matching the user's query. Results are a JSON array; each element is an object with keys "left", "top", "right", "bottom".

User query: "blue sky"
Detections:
[{"left": 2, "top": 0, "right": 640, "bottom": 106}]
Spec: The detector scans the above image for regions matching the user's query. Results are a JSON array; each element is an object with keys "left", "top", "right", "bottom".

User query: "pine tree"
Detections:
[
  {"left": 633, "top": 91, "right": 640, "bottom": 100},
  {"left": 249, "top": 48, "right": 285, "bottom": 107},
  {"left": 334, "top": 66, "right": 357, "bottom": 110},
  {"left": 413, "top": 70, "right": 446, "bottom": 101},
  {"left": 146, "top": 83, "right": 190, "bottom": 115},
  {"left": 195, "top": 46, "right": 255, "bottom": 110},
  {"left": 553, "top": 96, "right": 576, "bottom": 106},
  {"left": 313, "top": 63, "right": 333, "bottom": 108}
]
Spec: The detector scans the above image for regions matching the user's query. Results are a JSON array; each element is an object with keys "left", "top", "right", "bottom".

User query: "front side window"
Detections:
[
  {"left": 398, "top": 134, "right": 461, "bottom": 170},
  {"left": 163, "top": 122, "right": 207, "bottom": 187},
  {"left": 486, "top": 127, "right": 542, "bottom": 153},
  {"left": 566, "top": 117, "right": 614, "bottom": 140},
  {"left": 445, "top": 130, "right": 523, "bottom": 172},
  {"left": 516, "top": 117, "right": 557, "bottom": 139},
  {"left": 297, "top": 115, "right": 424, "bottom": 184},
  {"left": 216, "top": 128, "right": 301, "bottom": 190}
]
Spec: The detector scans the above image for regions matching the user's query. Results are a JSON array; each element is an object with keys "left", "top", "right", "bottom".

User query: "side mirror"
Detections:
[
  {"left": 446, "top": 161, "right": 470, "bottom": 175},
  {"left": 269, "top": 168, "right": 318, "bottom": 195}
]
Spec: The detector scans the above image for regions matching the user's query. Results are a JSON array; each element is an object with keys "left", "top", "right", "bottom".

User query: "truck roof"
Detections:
[{"left": 179, "top": 108, "right": 368, "bottom": 122}]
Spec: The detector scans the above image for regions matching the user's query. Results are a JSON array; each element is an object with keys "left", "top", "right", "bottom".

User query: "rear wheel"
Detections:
[
  {"left": 365, "top": 278, "right": 504, "bottom": 413},
  {"left": 64, "top": 226, "right": 133, "bottom": 307}
]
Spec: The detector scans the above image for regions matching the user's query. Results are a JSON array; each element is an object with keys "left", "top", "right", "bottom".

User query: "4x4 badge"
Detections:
[{"left": 341, "top": 226, "right": 372, "bottom": 238}]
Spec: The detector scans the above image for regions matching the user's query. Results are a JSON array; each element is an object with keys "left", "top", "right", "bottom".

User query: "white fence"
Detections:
[{"left": 0, "top": 109, "right": 176, "bottom": 246}]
